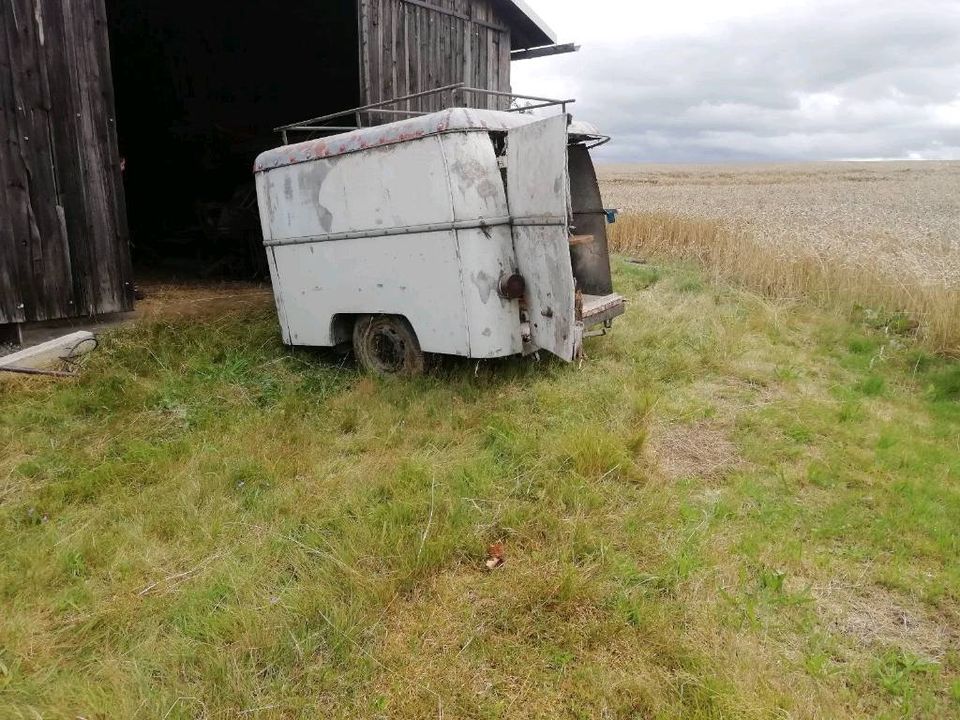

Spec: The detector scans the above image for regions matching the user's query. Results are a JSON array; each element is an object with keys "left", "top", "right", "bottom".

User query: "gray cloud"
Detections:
[{"left": 536, "top": 0, "right": 960, "bottom": 161}]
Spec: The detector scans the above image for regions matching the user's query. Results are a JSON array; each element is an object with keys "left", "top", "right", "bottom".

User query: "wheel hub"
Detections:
[{"left": 370, "top": 327, "right": 406, "bottom": 373}]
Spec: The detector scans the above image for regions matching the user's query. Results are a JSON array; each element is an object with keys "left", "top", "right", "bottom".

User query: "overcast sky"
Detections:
[{"left": 512, "top": 0, "right": 960, "bottom": 162}]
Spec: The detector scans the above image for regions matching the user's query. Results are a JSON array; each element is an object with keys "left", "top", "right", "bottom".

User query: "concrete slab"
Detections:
[{"left": 0, "top": 331, "right": 97, "bottom": 371}]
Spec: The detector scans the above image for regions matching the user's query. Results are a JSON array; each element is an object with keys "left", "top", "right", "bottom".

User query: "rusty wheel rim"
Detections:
[{"left": 368, "top": 326, "right": 407, "bottom": 374}]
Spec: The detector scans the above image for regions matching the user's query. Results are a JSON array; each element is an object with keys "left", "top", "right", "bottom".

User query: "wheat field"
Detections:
[{"left": 602, "top": 162, "right": 960, "bottom": 353}]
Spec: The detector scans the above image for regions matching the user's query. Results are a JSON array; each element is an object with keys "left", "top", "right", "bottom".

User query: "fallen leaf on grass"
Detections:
[{"left": 485, "top": 542, "right": 505, "bottom": 571}]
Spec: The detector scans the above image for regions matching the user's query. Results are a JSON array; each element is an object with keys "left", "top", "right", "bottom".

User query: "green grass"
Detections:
[{"left": 2, "top": 260, "right": 959, "bottom": 719}]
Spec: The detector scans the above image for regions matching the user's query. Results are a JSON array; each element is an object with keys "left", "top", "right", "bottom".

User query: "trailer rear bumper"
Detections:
[{"left": 581, "top": 293, "right": 626, "bottom": 327}]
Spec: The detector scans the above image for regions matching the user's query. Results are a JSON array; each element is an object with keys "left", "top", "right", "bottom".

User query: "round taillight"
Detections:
[{"left": 499, "top": 273, "right": 526, "bottom": 300}]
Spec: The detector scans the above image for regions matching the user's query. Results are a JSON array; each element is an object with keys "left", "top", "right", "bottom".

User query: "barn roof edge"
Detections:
[{"left": 496, "top": 0, "right": 558, "bottom": 49}]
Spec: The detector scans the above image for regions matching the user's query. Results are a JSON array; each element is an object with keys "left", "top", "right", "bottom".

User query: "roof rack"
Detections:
[{"left": 274, "top": 82, "right": 575, "bottom": 144}]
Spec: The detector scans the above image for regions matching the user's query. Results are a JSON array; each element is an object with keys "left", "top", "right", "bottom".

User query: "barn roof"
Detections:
[{"left": 496, "top": 0, "right": 557, "bottom": 49}]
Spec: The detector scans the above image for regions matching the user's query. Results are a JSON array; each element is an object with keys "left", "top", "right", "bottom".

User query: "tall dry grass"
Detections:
[{"left": 610, "top": 213, "right": 960, "bottom": 355}]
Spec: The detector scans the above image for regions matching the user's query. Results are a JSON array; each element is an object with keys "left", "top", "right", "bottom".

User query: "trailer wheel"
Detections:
[{"left": 353, "top": 315, "right": 425, "bottom": 377}]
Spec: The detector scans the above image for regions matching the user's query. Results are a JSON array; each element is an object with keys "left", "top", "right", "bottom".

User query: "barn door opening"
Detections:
[
  {"left": 507, "top": 114, "right": 578, "bottom": 361},
  {"left": 103, "top": 0, "right": 361, "bottom": 278}
]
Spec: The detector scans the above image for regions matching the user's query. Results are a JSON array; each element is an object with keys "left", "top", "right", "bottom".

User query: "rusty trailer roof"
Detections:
[{"left": 255, "top": 109, "right": 603, "bottom": 172}]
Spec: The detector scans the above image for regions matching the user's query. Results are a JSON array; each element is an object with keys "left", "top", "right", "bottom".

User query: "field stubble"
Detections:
[{"left": 603, "top": 161, "right": 960, "bottom": 353}]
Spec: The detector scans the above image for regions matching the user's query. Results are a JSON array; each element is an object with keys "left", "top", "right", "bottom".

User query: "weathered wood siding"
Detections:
[
  {"left": 359, "top": 0, "right": 512, "bottom": 119},
  {"left": 0, "top": 0, "right": 133, "bottom": 325}
]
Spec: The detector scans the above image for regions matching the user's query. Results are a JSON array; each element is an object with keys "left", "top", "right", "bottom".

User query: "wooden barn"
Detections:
[{"left": 0, "top": 0, "right": 571, "bottom": 336}]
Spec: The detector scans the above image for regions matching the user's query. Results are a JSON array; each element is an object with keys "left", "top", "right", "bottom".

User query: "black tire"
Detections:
[{"left": 352, "top": 315, "right": 425, "bottom": 377}]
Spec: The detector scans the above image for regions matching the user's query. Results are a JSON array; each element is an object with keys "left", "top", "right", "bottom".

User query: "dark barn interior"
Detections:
[{"left": 105, "top": 0, "right": 360, "bottom": 275}]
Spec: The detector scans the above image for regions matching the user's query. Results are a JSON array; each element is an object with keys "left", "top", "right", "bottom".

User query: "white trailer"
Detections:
[{"left": 254, "top": 107, "right": 624, "bottom": 375}]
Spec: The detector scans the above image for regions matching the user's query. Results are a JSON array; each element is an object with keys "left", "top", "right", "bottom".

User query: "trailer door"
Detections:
[{"left": 507, "top": 114, "right": 578, "bottom": 361}]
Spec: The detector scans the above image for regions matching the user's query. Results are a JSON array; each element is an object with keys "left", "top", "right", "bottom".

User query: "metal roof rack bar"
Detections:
[
  {"left": 458, "top": 86, "right": 574, "bottom": 107},
  {"left": 283, "top": 126, "right": 359, "bottom": 133},
  {"left": 276, "top": 83, "right": 466, "bottom": 132},
  {"left": 275, "top": 83, "right": 576, "bottom": 144}
]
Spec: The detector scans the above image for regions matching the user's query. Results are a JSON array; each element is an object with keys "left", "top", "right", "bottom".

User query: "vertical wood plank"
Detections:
[
  {"left": 368, "top": 0, "right": 381, "bottom": 120},
  {"left": 94, "top": 0, "right": 133, "bottom": 312},
  {"left": 392, "top": 0, "right": 401, "bottom": 107},
  {"left": 407, "top": 3, "right": 418, "bottom": 109},
  {"left": 426, "top": 6, "right": 435, "bottom": 111},
  {"left": 478, "top": 24, "right": 486, "bottom": 103},
  {"left": 41, "top": 0, "right": 89, "bottom": 314},
  {"left": 0, "top": 3, "right": 27, "bottom": 323},
  {"left": 449, "top": 11, "right": 457, "bottom": 100},
  {"left": 438, "top": 7, "right": 447, "bottom": 106},
  {"left": 438, "top": 9, "right": 446, "bottom": 106},
  {"left": 358, "top": 0, "right": 371, "bottom": 107},
  {"left": 30, "top": 0, "right": 74, "bottom": 316},
  {"left": 399, "top": 1, "right": 408, "bottom": 106},
  {"left": 462, "top": 11, "right": 472, "bottom": 92},
  {"left": 79, "top": 0, "right": 133, "bottom": 313},
  {"left": 65, "top": 0, "right": 108, "bottom": 313},
  {"left": 486, "top": 27, "right": 495, "bottom": 107},
  {"left": 382, "top": 0, "right": 393, "bottom": 115},
  {"left": 498, "top": 29, "right": 511, "bottom": 108},
  {"left": 3, "top": 0, "right": 73, "bottom": 321},
  {"left": 453, "top": 16, "right": 463, "bottom": 105}
]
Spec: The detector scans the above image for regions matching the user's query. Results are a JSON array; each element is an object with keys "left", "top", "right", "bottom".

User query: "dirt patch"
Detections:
[
  {"left": 136, "top": 280, "right": 273, "bottom": 320},
  {"left": 694, "top": 377, "right": 785, "bottom": 421},
  {"left": 814, "top": 582, "right": 959, "bottom": 661},
  {"left": 649, "top": 422, "right": 742, "bottom": 481}
]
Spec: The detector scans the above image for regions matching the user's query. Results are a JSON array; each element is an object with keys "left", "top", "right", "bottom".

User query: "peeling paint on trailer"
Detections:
[
  {"left": 254, "top": 108, "right": 622, "bottom": 363},
  {"left": 255, "top": 113, "right": 524, "bottom": 359}
]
